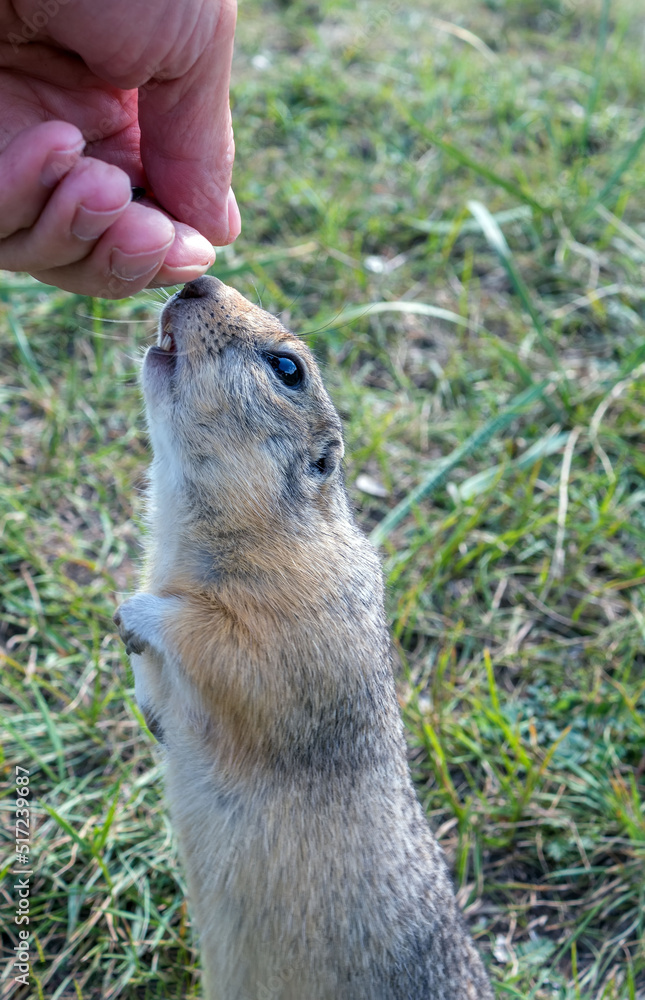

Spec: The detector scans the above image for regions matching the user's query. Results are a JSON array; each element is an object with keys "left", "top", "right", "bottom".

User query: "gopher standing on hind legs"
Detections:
[{"left": 114, "top": 275, "right": 493, "bottom": 1000}]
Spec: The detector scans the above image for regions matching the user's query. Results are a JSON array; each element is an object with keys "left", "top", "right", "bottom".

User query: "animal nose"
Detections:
[{"left": 177, "top": 275, "right": 223, "bottom": 300}]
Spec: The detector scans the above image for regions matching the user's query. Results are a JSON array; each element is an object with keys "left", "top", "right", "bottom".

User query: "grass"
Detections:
[{"left": 1, "top": 0, "right": 645, "bottom": 996}]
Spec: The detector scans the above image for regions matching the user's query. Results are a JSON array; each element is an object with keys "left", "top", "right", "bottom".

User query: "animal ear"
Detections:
[{"left": 309, "top": 438, "right": 344, "bottom": 480}]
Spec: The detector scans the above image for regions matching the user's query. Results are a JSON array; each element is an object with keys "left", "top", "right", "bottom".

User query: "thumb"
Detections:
[{"left": 137, "top": 0, "right": 241, "bottom": 246}]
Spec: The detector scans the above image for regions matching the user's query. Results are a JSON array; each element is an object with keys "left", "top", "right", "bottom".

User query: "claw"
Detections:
[
  {"left": 125, "top": 636, "right": 147, "bottom": 656},
  {"left": 114, "top": 606, "right": 147, "bottom": 656}
]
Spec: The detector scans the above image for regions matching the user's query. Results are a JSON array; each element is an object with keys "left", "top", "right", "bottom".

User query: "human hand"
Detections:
[{"left": 0, "top": 0, "right": 240, "bottom": 298}]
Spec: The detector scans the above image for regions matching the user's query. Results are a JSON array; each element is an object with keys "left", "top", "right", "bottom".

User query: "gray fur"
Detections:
[{"left": 115, "top": 276, "right": 493, "bottom": 1000}]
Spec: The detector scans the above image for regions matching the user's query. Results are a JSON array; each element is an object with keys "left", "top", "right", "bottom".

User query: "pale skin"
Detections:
[{"left": 0, "top": 0, "right": 240, "bottom": 298}]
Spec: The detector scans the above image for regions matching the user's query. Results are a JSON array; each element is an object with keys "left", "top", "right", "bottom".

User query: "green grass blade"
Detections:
[
  {"left": 394, "top": 103, "right": 546, "bottom": 213},
  {"left": 584, "top": 122, "right": 645, "bottom": 215},
  {"left": 467, "top": 200, "right": 564, "bottom": 377},
  {"left": 28, "top": 680, "right": 67, "bottom": 782},
  {"left": 580, "top": 0, "right": 612, "bottom": 154},
  {"left": 370, "top": 380, "right": 549, "bottom": 546},
  {"left": 7, "top": 312, "right": 49, "bottom": 390},
  {"left": 317, "top": 299, "right": 471, "bottom": 332},
  {"left": 405, "top": 206, "right": 533, "bottom": 236}
]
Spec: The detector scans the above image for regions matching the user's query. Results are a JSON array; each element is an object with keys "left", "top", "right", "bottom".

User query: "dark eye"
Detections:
[{"left": 264, "top": 353, "right": 303, "bottom": 388}]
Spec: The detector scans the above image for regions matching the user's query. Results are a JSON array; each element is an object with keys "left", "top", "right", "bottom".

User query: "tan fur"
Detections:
[{"left": 115, "top": 276, "right": 493, "bottom": 999}]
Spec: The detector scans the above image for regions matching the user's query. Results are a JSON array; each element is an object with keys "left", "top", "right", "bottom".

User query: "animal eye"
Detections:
[{"left": 264, "top": 353, "right": 303, "bottom": 388}]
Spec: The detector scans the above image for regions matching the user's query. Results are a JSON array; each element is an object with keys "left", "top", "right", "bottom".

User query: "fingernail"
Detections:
[
  {"left": 148, "top": 262, "right": 213, "bottom": 287},
  {"left": 166, "top": 223, "right": 215, "bottom": 268},
  {"left": 111, "top": 242, "right": 173, "bottom": 281},
  {"left": 41, "top": 141, "right": 86, "bottom": 188},
  {"left": 226, "top": 188, "right": 241, "bottom": 243},
  {"left": 71, "top": 200, "right": 131, "bottom": 241}
]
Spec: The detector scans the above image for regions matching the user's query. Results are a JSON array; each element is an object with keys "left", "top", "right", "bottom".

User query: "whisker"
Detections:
[
  {"left": 75, "top": 314, "right": 157, "bottom": 325},
  {"left": 143, "top": 288, "right": 172, "bottom": 305},
  {"left": 251, "top": 280, "right": 264, "bottom": 311},
  {"left": 299, "top": 306, "right": 361, "bottom": 339}
]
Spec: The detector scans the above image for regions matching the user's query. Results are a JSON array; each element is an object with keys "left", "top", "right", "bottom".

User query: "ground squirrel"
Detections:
[{"left": 114, "top": 275, "right": 493, "bottom": 1000}]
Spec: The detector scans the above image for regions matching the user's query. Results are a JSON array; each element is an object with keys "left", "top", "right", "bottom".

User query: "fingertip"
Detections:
[
  {"left": 34, "top": 123, "right": 86, "bottom": 187},
  {"left": 163, "top": 222, "right": 215, "bottom": 270},
  {"left": 143, "top": 220, "right": 216, "bottom": 289},
  {"left": 1, "top": 121, "right": 86, "bottom": 187},
  {"left": 147, "top": 261, "right": 214, "bottom": 289},
  {"left": 112, "top": 201, "right": 177, "bottom": 251},
  {"left": 0, "top": 122, "right": 88, "bottom": 240},
  {"left": 37, "top": 118, "right": 85, "bottom": 148},
  {"left": 32, "top": 120, "right": 85, "bottom": 150}
]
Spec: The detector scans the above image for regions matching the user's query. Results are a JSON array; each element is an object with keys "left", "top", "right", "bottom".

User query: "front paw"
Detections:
[
  {"left": 114, "top": 605, "right": 148, "bottom": 656},
  {"left": 113, "top": 591, "right": 179, "bottom": 661}
]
